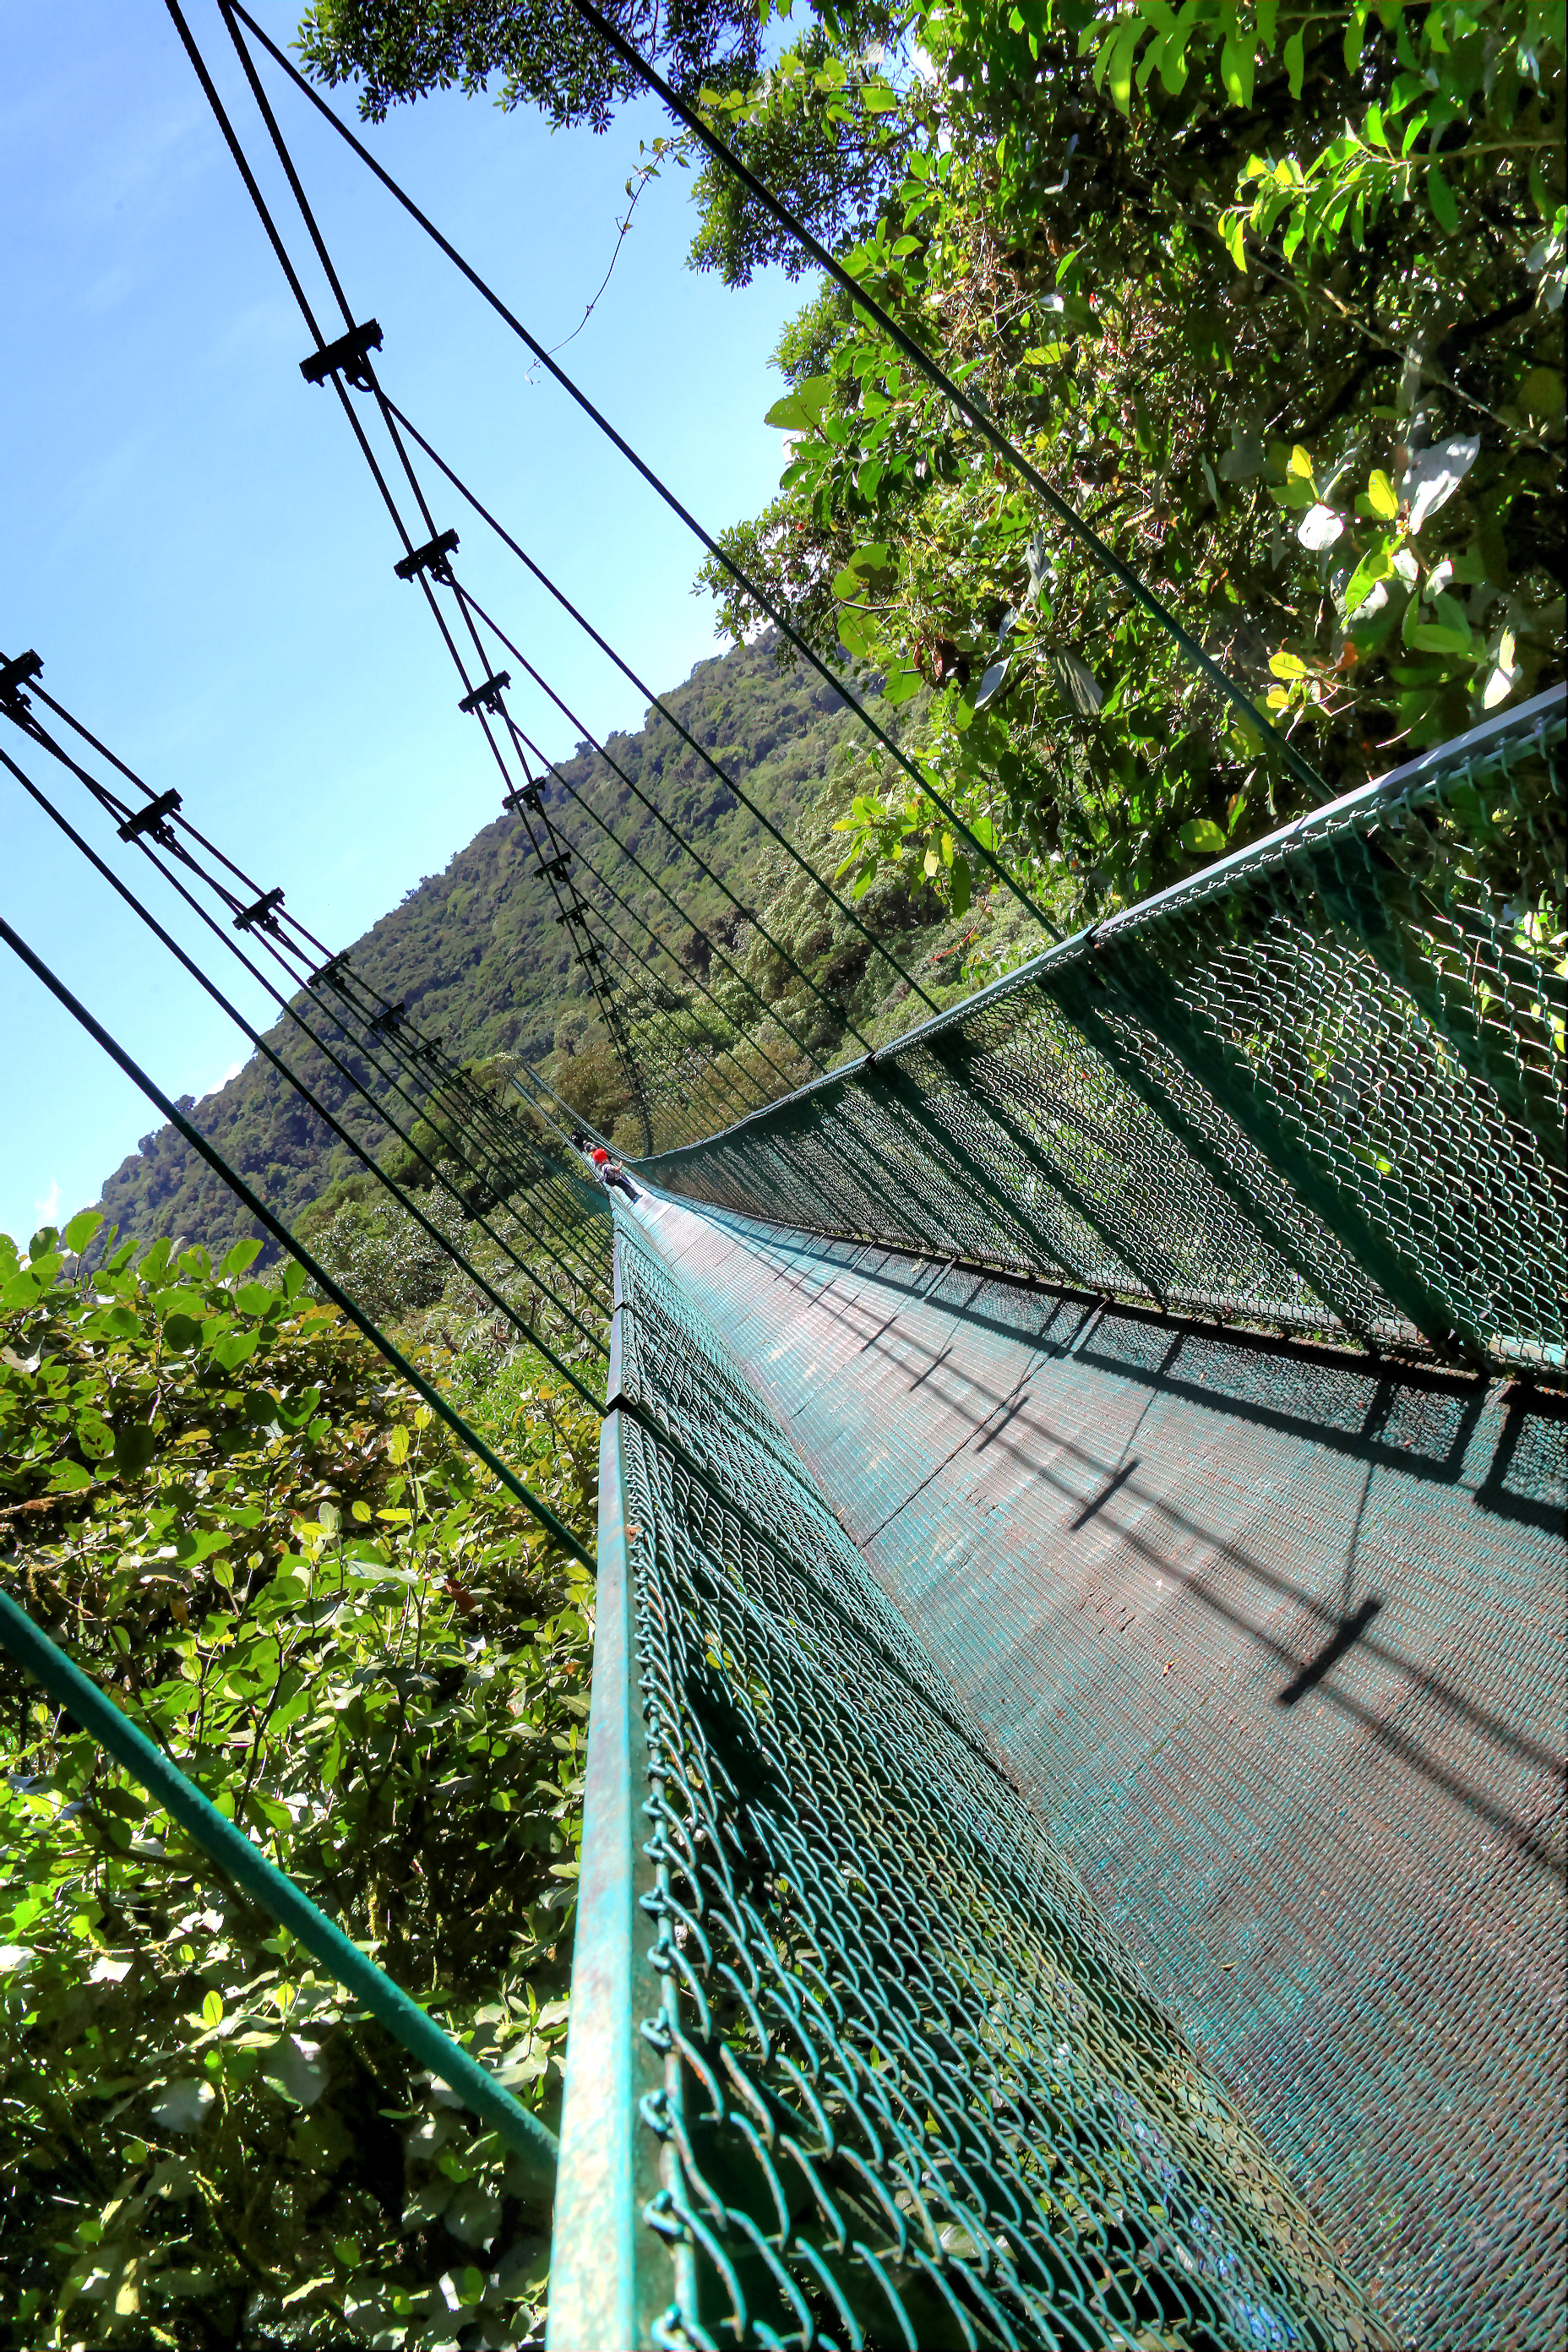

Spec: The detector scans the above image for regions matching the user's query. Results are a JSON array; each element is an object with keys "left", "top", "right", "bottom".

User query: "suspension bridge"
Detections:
[{"left": 0, "top": 6, "right": 1562, "bottom": 2349}]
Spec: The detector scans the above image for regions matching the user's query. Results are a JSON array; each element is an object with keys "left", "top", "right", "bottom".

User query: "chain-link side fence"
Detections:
[
  {"left": 639, "top": 691, "right": 1565, "bottom": 1378},
  {"left": 548, "top": 1217, "right": 1393, "bottom": 2352}
]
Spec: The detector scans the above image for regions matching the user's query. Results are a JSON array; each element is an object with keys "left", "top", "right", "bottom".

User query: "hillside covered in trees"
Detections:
[{"left": 92, "top": 633, "right": 1023, "bottom": 1265}]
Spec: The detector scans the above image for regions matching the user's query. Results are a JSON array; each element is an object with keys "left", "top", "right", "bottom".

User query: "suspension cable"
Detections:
[
  {"left": 0, "top": 912, "right": 596, "bottom": 1569},
  {"left": 382, "top": 396, "right": 937, "bottom": 1015},
  {"left": 455, "top": 582, "right": 894, "bottom": 1043},
  {"left": 558, "top": 0, "right": 1336, "bottom": 814},
  {"left": 1, "top": 686, "right": 611, "bottom": 1329},
  {"left": 218, "top": 0, "right": 1073, "bottom": 942},
  {"left": 176, "top": 0, "right": 656, "bottom": 1143},
  {"left": 0, "top": 747, "right": 610, "bottom": 1391}
]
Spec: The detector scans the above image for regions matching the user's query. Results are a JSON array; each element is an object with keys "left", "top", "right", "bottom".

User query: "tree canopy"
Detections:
[
  {"left": 1, "top": 1211, "right": 598, "bottom": 2344},
  {"left": 301, "top": 0, "right": 1565, "bottom": 921}
]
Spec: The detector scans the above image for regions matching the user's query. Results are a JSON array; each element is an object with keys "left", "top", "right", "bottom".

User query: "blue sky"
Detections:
[{"left": 0, "top": 2, "right": 806, "bottom": 1246}]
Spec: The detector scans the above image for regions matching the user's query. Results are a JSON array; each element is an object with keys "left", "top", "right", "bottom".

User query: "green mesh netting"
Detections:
[
  {"left": 603, "top": 1217, "right": 1394, "bottom": 2352},
  {"left": 640, "top": 700, "right": 1565, "bottom": 1376}
]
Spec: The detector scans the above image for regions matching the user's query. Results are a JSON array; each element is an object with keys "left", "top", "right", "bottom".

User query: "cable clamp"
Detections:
[
  {"left": 575, "top": 946, "right": 604, "bottom": 970},
  {"left": 117, "top": 789, "right": 182, "bottom": 845},
  {"left": 531, "top": 849, "right": 572, "bottom": 880},
  {"left": 233, "top": 887, "right": 285, "bottom": 935},
  {"left": 0, "top": 648, "right": 42, "bottom": 711},
  {"left": 394, "top": 529, "right": 458, "bottom": 584},
  {"left": 299, "top": 318, "right": 383, "bottom": 389},
  {"left": 369, "top": 1000, "right": 407, "bottom": 1036},
  {"left": 310, "top": 950, "right": 351, "bottom": 986},
  {"left": 504, "top": 781, "right": 542, "bottom": 816},
  {"left": 554, "top": 905, "right": 591, "bottom": 928},
  {"left": 459, "top": 671, "right": 510, "bottom": 716}
]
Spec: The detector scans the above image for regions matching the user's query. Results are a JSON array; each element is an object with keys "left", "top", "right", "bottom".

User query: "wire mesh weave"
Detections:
[
  {"left": 641, "top": 700, "right": 1565, "bottom": 1375},
  {"left": 611, "top": 1217, "right": 1391, "bottom": 2351}
]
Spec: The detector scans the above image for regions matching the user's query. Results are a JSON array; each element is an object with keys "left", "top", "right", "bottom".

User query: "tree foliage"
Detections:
[
  {"left": 300, "top": 0, "right": 1565, "bottom": 924},
  {"left": 0, "top": 1211, "right": 597, "bottom": 2348}
]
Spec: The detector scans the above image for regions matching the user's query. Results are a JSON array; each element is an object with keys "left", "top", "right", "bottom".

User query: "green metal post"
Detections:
[
  {"left": 547, "top": 1269, "right": 668, "bottom": 2347},
  {"left": 0, "top": 1587, "right": 558, "bottom": 2186}
]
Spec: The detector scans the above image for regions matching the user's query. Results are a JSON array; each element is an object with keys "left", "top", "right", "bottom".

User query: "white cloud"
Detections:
[
  {"left": 32, "top": 1179, "right": 61, "bottom": 1228},
  {"left": 199, "top": 1061, "right": 243, "bottom": 1102}
]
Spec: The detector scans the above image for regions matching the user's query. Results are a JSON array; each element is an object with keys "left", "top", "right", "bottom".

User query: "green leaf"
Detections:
[
  {"left": 113, "top": 1420, "right": 161, "bottom": 1477},
  {"left": 762, "top": 374, "right": 831, "bottom": 432},
  {"left": 950, "top": 854, "right": 972, "bottom": 918},
  {"left": 1426, "top": 161, "right": 1459, "bottom": 234},
  {"left": 210, "top": 1330, "right": 260, "bottom": 1372},
  {"left": 219, "top": 1237, "right": 263, "bottom": 1280},
  {"left": 1366, "top": 469, "right": 1399, "bottom": 520},
  {"left": 1219, "top": 27, "right": 1255, "bottom": 109},
  {"left": 63, "top": 1210, "right": 104, "bottom": 1255},
  {"left": 163, "top": 1314, "right": 203, "bottom": 1353},
  {"left": 47, "top": 1457, "right": 95, "bottom": 1494},
  {"left": 1342, "top": 540, "right": 1396, "bottom": 615},
  {"left": 200, "top": 1990, "right": 224, "bottom": 2030},
  {"left": 1406, "top": 622, "right": 1480, "bottom": 657},
  {"left": 1283, "top": 27, "right": 1305, "bottom": 95},
  {"left": 859, "top": 81, "right": 901, "bottom": 113},
  {"left": 836, "top": 607, "right": 874, "bottom": 661},
  {"left": 1097, "top": 19, "right": 1142, "bottom": 112},
  {"left": 881, "top": 668, "right": 922, "bottom": 707},
  {"left": 1179, "top": 819, "right": 1228, "bottom": 856}
]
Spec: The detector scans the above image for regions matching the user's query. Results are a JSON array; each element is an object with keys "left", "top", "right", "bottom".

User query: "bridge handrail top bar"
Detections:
[{"left": 634, "top": 686, "right": 1565, "bottom": 1173}]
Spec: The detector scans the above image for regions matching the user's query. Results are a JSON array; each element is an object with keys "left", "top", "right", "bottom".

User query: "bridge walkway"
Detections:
[{"left": 632, "top": 1189, "right": 1566, "bottom": 2350}]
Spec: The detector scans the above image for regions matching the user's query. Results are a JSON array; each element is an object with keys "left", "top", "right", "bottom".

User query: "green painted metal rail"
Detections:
[
  {"left": 0, "top": 1588, "right": 558, "bottom": 2188},
  {"left": 550, "top": 692, "right": 1564, "bottom": 2349},
  {"left": 553, "top": 1217, "right": 1402, "bottom": 2350},
  {"left": 636, "top": 687, "right": 1566, "bottom": 1381}
]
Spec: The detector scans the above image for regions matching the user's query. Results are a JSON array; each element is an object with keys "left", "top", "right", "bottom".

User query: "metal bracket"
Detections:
[
  {"left": 117, "top": 789, "right": 182, "bottom": 845},
  {"left": 459, "top": 671, "right": 511, "bottom": 716},
  {"left": 0, "top": 648, "right": 42, "bottom": 710},
  {"left": 533, "top": 850, "right": 572, "bottom": 881},
  {"left": 233, "top": 887, "right": 284, "bottom": 934},
  {"left": 369, "top": 1000, "right": 408, "bottom": 1036},
  {"left": 504, "top": 781, "right": 543, "bottom": 816},
  {"left": 394, "top": 529, "right": 459, "bottom": 584},
  {"left": 299, "top": 318, "right": 383, "bottom": 389},
  {"left": 310, "top": 950, "right": 351, "bottom": 987}
]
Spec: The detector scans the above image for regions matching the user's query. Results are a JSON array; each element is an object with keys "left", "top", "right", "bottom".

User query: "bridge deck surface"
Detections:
[{"left": 633, "top": 1191, "right": 1566, "bottom": 2351}]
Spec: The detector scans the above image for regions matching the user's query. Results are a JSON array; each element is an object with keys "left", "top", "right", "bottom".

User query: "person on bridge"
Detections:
[{"left": 573, "top": 1130, "right": 640, "bottom": 1204}]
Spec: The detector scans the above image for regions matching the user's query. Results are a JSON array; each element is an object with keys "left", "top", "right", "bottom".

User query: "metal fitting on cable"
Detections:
[
  {"left": 0, "top": 649, "right": 42, "bottom": 711},
  {"left": 459, "top": 671, "right": 510, "bottom": 716},
  {"left": 117, "top": 789, "right": 182, "bottom": 845},
  {"left": 233, "top": 886, "right": 285, "bottom": 934},
  {"left": 310, "top": 950, "right": 351, "bottom": 986},
  {"left": 394, "top": 529, "right": 459, "bottom": 584},
  {"left": 532, "top": 849, "right": 571, "bottom": 881},
  {"left": 299, "top": 318, "right": 383, "bottom": 389},
  {"left": 504, "top": 781, "right": 542, "bottom": 816}
]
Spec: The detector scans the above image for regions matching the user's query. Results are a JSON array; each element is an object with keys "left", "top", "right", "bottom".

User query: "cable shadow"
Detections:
[
  {"left": 688, "top": 1203, "right": 1562, "bottom": 1531},
  {"left": 655, "top": 1200, "right": 1566, "bottom": 1874}
]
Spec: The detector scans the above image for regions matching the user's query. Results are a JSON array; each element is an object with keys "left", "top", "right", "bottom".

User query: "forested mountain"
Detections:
[{"left": 91, "top": 632, "right": 1017, "bottom": 1264}]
